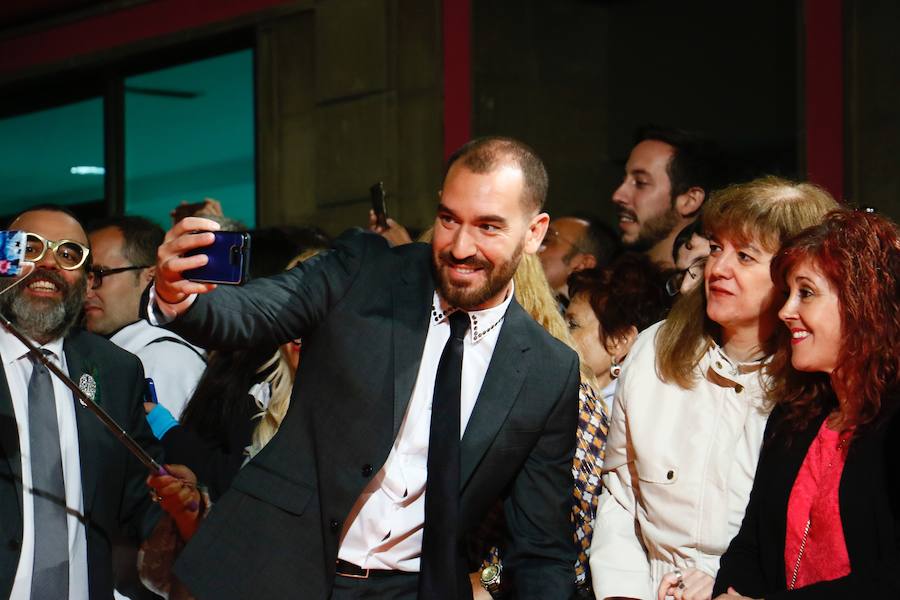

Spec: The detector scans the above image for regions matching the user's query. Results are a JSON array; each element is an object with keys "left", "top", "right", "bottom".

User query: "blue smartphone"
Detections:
[
  {"left": 0, "top": 230, "right": 26, "bottom": 277},
  {"left": 145, "top": 378, "right": 159, "bottom": 404},
  {"left": 183, "top": 231, "right": 251, "bottom": 285}
]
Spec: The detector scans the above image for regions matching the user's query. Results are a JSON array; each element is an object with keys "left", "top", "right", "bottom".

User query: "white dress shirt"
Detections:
[
  {"left": 337, "top": 288, "right": 514, "bottom": 571},
  {"left": 0, "top": 330, "right": 89, "bottom": 600}
]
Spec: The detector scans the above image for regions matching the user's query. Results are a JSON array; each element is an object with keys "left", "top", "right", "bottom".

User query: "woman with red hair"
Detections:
[{"left": 714, "top": 209, "right": 900, "bottom": 599}]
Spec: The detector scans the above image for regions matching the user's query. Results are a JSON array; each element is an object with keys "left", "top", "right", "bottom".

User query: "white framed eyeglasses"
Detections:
[{"left": 24, "top": 232, "right": 90, "bottom": 270}]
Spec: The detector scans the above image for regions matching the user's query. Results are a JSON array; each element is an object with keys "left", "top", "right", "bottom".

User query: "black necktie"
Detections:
[
  {"left": 419, "top": 311, "right": 469, "bottom": 599},
  {"left": 28, "top": 350, "right": 69, "bottom": 599}
]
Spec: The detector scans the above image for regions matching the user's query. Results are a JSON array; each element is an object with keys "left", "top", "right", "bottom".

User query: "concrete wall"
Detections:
[
  {"left": 472, "top": 0, "right": 799, "bottom": 226},
  {"left": 256, "top": 0, "right": 444, "bottom": 235}
]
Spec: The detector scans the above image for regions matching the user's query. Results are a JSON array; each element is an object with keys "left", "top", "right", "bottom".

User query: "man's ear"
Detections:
[
  {"left": 524, "top": 212, "right": 550, "bottom": 254},
  {"left": 141, "top": 266, "right": 156, "bottom": 286},
  {"left": 675, "top": 186, "right": 705, "bottom": 218}
]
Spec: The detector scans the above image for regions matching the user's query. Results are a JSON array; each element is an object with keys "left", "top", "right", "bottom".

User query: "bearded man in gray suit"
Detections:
[{"left": 150, "top": 137, "right": 580, "bottom": 600}]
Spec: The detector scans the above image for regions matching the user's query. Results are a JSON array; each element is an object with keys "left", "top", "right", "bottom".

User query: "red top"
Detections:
[{"left": 784, "top": 419, "right": 853, "bottom": 589}]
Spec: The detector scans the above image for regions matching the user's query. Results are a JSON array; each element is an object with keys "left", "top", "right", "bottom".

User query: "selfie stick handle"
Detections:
[{"left": 0, "top": 312, "right": 163, "bottom": 473}]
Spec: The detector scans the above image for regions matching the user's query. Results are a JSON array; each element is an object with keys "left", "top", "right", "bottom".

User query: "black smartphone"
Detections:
[
  {"left": 0, "top": 230, "right": 26, "bottom": 277},
  {"left": 144, "top": 378, "right": 159, "bottom": 404},
  {"left": 183, "top": 231, "right": 251, "bottom": 285},
  {"left": 370, "top": 181, "right": 388, "bottom": 228}
]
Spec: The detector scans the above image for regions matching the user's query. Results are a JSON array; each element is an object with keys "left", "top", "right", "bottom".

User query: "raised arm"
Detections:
[{"left": 149, "top": 227, "right": 381, "bottom": 351}]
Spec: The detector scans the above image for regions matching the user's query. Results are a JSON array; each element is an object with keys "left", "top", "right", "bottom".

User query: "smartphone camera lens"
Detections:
[{"left": 229, "top": 245, "right": 241, "bottom": 265}]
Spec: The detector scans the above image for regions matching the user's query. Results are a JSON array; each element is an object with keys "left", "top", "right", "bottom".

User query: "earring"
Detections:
[{"left": 609, "top": 356, "right": 621, "bottom": 379}]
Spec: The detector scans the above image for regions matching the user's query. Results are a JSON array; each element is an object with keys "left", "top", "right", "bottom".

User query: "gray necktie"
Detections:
[{"left": 27, "top": 349, "right": 69, "bottom": 599}]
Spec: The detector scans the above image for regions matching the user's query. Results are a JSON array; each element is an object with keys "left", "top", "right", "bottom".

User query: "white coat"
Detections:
[{"left": 589, "top": 322, "right": 771, "bottom": 600}]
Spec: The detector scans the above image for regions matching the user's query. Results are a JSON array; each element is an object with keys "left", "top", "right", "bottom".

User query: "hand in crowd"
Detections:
[
  {"left": 367, "top": 209, "right": 413, "bottom": 246},
  {"left": 657, "top": 567, "right": 714, "bottom": 600},
  {"left": 171, "top": 197, "right": 225, "bottom": 225},
  {"left": 146, "top": 464, "right": 202, "bottom": 541},
  {"left": 154, "top": 216, "right": 221, "bottom": 308},
  {"left": 468, "top": 573, "right": 491, "bottom": 600},
  {"left": 713, "top": 587, "right": 759, "bottom": 600}
]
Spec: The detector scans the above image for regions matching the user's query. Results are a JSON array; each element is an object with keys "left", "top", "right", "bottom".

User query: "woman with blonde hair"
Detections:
[{"left": 589, "top": 177, "right": 837, "bottom": 600}]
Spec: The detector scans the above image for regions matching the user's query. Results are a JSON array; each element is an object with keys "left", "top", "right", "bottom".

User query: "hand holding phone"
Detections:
[
  {"left": 183, "top": 231, "right": 251, "bottom": 285},
  {"left": 370, "top": 182, "right": 388, "bottom": 229},
  {"left": 154, "top": 217, "right": 222, "bottom": 309}
]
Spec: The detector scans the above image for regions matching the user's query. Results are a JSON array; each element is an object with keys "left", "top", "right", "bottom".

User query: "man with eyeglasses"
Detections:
[
  {"left": 538, "top": 215, "right": 619, "bottom": 309},
  {"left": 86, "top": 216, "right": 205, "bottom": 419},
  {"left": 0, "top": 206, "right": 199, "bottom": 600}
]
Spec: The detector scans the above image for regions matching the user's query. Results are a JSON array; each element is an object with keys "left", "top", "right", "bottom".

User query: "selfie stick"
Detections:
[
  {"left": 0, "top": 262, "right": 163, "bottom": 472},
  {"left": 0, "top": 311, "right": 163, "bottom": 472}
]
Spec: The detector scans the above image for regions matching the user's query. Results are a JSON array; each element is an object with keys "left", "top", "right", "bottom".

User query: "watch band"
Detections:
[{"left": 480, "top": 563, "right": 502, "bottom": 596}]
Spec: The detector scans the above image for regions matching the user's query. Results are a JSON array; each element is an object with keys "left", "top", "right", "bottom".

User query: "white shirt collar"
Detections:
[
  {"left": 0, "top": 327, "right": 64, "bottom": 366},
  {"left": 430, "top": 281, "right": 515, "bottom": 344}
]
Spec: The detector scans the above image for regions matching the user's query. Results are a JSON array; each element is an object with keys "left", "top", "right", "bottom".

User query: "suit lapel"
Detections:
[
  {"left": 460, "top": 301, "right": 529, "bottom": 488},
  {"left": 390, "top": 251, "right": 435, "bottom": 438},
  {"left": 64, "top": 333, "right": 100, "bottom": 513},
  {"left": 0, "top": 362, "right": 23, "bottom": 517}
]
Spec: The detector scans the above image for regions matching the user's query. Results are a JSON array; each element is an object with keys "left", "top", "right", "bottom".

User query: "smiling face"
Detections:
[
  {"left": 432, "top": 162, "right": 548, "bottom": 311},
  {"left": 778, "top": 259, "right": 842, "bottom": 374},
  {"left": 612, "top": 140, "right": 680, "bottom": 251},
  {"left": 704, "top": 233, "right": 779, "bottom": 346},
  {"left": 1, "top": 209, "right": 89, "bottom": 344}
]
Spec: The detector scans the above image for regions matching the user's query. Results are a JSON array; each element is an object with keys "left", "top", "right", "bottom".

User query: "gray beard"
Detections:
[{"left": 0, "top": 271, "right": 86, "bottom": 344}]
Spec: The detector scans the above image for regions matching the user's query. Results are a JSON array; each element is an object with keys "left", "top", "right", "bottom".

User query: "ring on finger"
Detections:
[{"left": 149, "top": 489, "right": 161, "bottom": 503}]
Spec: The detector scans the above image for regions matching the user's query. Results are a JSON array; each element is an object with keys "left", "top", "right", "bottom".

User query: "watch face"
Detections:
[{"left": 481, "top": 564, "right": 500, "bottom": 584}]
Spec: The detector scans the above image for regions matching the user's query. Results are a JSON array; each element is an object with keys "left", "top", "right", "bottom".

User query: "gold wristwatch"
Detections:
[{"left": 479, "top": 563, "right": 502, "bottom": 596}]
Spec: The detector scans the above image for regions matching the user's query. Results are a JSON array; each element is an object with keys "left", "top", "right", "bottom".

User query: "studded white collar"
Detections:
[{"left": 430, "top": 284, "right": 514, "bottom": 344}]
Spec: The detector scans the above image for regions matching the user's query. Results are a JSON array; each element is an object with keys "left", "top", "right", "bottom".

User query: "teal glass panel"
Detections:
[
  {"left": 0, "top": 98, "right": 105, "bottom": 220},
  {"left": 124, "top": 49, "right": 255, "bottom": 229}
]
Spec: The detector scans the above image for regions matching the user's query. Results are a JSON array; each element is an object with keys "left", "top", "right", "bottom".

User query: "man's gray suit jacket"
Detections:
[
  {"left": 166, "top": 229, "right": 581, "bottom": 599},
  {"left": 0, "top": 329, "right": 162, "bottom": 599}
]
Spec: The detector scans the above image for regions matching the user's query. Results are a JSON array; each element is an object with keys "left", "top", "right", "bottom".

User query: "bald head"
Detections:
[{"left": 443, "top": 136, "right": 548, "bottom": 214}]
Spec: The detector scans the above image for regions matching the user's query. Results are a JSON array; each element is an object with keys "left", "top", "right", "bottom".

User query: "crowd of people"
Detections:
[{"left": 0, "top": 130, "right": 896, "bottom": 600}]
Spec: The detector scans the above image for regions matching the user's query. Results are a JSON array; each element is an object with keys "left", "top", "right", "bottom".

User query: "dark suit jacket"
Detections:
[
  {"left": 165, "top": 230, "right": 581, "bottom": 599},
  {"left": 0, "top": 328, "right": 162, "bottom": 599},
  {"left": 714, "top": 394, "right": 900, "bottom": 599}
]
